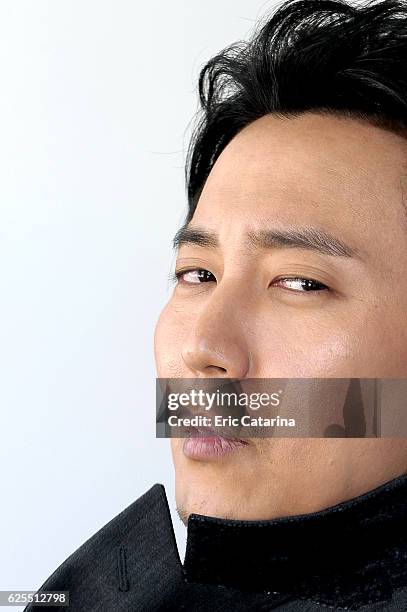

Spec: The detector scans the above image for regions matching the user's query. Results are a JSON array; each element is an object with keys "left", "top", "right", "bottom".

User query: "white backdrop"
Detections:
[{"left": 0, "top": 0, "right": 278, "bottom": 605}]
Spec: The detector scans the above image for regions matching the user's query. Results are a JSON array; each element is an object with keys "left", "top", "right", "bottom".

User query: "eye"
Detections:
[
  {"left": 169, "top": 269, "right": 329, "bottom": 293},
  {"left": 171, "top": 268, "right": 216, "bottom": 285},
  {"left": 271, "top": 277, "right": 329, "bottom": 293}
]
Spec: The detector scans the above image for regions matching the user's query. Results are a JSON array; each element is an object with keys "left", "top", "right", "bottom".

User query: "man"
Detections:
[{"left": 25, "top": 0, "right": 407, "bottom": 610}]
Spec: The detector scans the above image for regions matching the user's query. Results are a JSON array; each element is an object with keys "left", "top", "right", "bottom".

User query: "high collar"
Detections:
[{"left": 183, "top": 471, "right": 407, "bottom": 609}]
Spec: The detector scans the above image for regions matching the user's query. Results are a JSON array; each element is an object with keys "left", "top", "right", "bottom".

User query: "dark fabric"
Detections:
[
  {"left": 184, "top": 472, "right": 407, "bottom": 609},
  {"left": 24, "top": 473, "right": 407, "bottom": 611}
]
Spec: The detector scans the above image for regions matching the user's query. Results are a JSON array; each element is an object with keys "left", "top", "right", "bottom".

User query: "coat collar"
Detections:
[
  {"left": 25, "top": 473, "right": 407, "bottom": 611},
  {"left": 183, "top": 471, "right": 407, "bottom": 609}
]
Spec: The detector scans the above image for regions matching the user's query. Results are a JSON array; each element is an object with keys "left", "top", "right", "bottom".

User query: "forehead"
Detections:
[{"left": 192, "top": 112, "right": 407, "bottom": 257}]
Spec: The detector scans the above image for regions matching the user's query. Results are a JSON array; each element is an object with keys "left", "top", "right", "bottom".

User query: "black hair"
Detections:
[{"left": 185, "top": 0, "right": 407, "bottom": 221}]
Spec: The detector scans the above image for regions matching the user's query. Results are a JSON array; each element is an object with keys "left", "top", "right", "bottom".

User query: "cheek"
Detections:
[
  {"left": 256, "top": 334, "right": 353, "bottom": 376},
  {"left": 334, "top": 300, "right": 407, "bottom": 376},
  {"left": 154, "top": 299, "right": 190, "bottom": 377},
  {"left": 252, "top": 305, "right": 372, "bottom": 376},
  {"left": 355, "top": 313, "right": 407, "bottom": 376},
  {"left": 252, "top": 309, "right": 355, "bottom": 376},
  {"left": 255, "top": 305, "right": 407, "bottom": 377}
]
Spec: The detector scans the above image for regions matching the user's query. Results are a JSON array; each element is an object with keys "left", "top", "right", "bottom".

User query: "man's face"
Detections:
[{"left": 154, "top": 112, "right": 407, "bottom": 522}]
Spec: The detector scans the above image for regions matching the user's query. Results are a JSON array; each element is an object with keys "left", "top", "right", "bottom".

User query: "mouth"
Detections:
[{"left": 182, "top": 426, "right": 249, "bottom": 461}]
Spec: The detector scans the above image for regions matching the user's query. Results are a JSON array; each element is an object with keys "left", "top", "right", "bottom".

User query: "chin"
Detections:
[
  {"left": 175, "top": 489, "right": 240, "bottom": 523},
  {"left": 172, "top": 446, "right": 254, "bottom": 521},
  {"left": 174, "top": 466, "right": 270, "bottom": 522}
]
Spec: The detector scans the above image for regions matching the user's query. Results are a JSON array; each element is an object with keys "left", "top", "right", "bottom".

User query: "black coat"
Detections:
[{"left": 24, "top": 472, "right": 407, "bottom": 611}]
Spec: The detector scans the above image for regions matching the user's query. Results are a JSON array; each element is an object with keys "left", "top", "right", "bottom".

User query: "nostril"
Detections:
[{"left": 205, "top": 365, "right": 228, "bottom": 375}]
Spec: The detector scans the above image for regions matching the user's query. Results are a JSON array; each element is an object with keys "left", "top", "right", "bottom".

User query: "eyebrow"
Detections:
[{"left": 172, "top": 224, "right": 360, "bottom": 259}]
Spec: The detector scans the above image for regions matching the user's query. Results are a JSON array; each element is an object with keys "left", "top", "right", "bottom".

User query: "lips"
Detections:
[{"left": 182, "top": 426, "right": 249, "bottom": 460}]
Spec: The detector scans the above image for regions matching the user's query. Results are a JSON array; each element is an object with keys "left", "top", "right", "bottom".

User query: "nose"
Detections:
[{"left": 181, "top": 288, "right": 251, "bottom": 378}]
